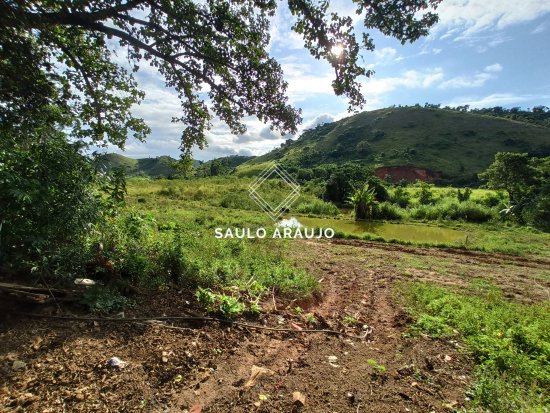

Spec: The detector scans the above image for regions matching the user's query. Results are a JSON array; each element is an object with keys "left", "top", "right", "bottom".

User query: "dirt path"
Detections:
[{"left": 2, "top": 239, "right": 548, "bottom": 412}]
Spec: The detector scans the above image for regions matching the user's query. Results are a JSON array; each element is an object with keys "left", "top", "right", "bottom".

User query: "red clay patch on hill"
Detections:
[{"left": 375, "top": 166, "right": 442, "bottom": 183}]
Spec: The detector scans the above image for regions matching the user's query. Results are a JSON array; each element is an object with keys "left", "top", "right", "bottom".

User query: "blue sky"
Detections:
[{"left": 111, "top": 0, "right": 550, "bottom": 161}]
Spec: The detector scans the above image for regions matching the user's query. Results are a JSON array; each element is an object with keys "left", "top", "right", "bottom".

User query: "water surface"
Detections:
[{"left": 298, "top": 217, "right": 466, "bottom": 244}]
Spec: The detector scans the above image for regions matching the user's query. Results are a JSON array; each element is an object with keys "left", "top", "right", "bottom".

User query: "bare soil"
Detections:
[{"left": 1, "top": 239, "right": 549, "bottom": 412}]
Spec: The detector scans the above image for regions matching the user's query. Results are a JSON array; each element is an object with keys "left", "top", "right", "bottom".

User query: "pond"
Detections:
[{"left": 296, "top": 217, "right": 466, "bottom": 244}]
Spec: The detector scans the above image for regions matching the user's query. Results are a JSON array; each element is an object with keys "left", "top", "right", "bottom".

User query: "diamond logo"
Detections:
[{"left": 249, "top": 162, "right": 300, "bottom": 221}]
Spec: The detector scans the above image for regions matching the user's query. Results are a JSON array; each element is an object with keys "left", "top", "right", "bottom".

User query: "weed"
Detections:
[
  {"left": 296, "top": 199, "right": 340, "bottom": 216},
  {"left": 367, "top": 358, "right": 387, "bottom": 373},
  {"left": 403, "top": 281, "right": 550, "bottom": 412},
  {"left": 305, "top": 313, "right": 317, "bottom": 324},
  {"left": 81, "top": 286, "right": 132, "bottom": 313},
  {"left": 343, "top": 315, "right": 357, "bottom": 326}
]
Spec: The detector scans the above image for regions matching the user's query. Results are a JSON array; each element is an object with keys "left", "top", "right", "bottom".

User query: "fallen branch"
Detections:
[{"left": 19, "top": 313, "right": 363, "bottom": 339}]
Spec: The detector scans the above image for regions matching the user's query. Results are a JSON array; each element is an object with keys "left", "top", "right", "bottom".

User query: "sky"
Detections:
[{"left": 108, "top": 0, "right": 550, "bottom": 161}]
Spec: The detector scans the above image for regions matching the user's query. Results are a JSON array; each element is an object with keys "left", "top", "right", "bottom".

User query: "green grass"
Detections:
[
  {"left": 93, "top": 209, "right": 319, "bottom": 299},
  {"left": 403, "top": 281, "right": 550, "bottom": 412},
  {"left": 125, "top": 177, "right": 550, "bottom": 258},
  {"left": 295, "top": 199, "right": 340, "bottom": 216}
]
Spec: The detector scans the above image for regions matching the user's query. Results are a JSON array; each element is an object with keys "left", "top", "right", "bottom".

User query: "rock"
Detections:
[
  {"left": 244, "top": 365, "right": 276, "bottom": 389},
  {"left": 293, "top": 391, "right": 306, "bottom": 406},
  {"left": 327, "top": 355, "right": 339, "bottom": 367},
  {"left": 106, "top": 356, "right": 128, "bottom": 369},
  {"left": 74, "top": 278, "right": 96, "bottom": 286},
  {"left": 12, "top": 360, "right": 26, "bottom": 371},
  {"left": 189, "top": 404, "right": 203, "bottom": 413}
]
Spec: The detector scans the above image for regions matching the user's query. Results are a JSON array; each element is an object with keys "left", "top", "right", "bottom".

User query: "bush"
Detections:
[
  {"left": 409, "top": 200, "right": 496, "bottom": 223},
  {"left": 390, "top": 186, "right": 411, "bottom": 208},
  {"left": 296, "top": 199, "right": 340, "bottom": 216},
  {"left": 416, "top": 181, "right": 435, "bottom": 205},
  {"left": 0, "top": 132, "right": 104, "bottom": 276},
  {"left": 373, "top": 202, "right": 406, "bottom": 220},
  {"left": 451, "top": 201, "right": 496, "bottom": 223},
  {"left": 296, "top": 168, "right": 314, "bottom": 182},
  {"left": 480, "top": 192, "right": 507, "bottom": 208},
  {"left": 457, "top": 187, "right": 472, "bottom": 202}
]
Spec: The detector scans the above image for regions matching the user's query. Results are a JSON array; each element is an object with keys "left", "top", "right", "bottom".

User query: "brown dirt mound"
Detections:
[{"left": 375, "top": 166, "right": 442, "bottom": 183}]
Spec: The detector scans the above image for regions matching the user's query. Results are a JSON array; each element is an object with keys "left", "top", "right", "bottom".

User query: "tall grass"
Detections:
[
  {"left": 409, "top": 200, "right": 496, "bottom": 223},
  {"left": 91, "top": 211, "right": 319, "bottom": 302},
  {"left": 296, "top": 199, "right": 340, "bottom": 216}
]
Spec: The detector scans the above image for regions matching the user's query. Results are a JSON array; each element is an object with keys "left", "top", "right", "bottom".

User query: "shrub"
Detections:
[
  {"left": 296, "top": 168, "right": 314, "bottom": 182},
  {"left": 416, "top": 181, "right": 435, "bottom": 205},
  {"left": 296, "top": 199, "right": 340, "bottom": 216},
  {"left": 457, "top": 187, "right": 472, "bottom": 202},
  {"left": 409, "top": 200, "right": 496, "bottom": 223},
  {"left": 450, "top": 201, "right": 496, "bottom": 223},
  {"left": 480, "top": 192, "right": 507, "bottom": 208},
  {"left": 390, "top": 186, "right": 411, "bottom": 208},
  {"left": 373, "top": 202, "right": 406, "bottom": 220}
]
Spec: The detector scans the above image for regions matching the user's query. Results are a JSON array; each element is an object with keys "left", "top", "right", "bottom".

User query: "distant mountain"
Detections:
[
  {"left": 236, "top": 106, "right": 550, "bottom": 185},
  {"left": 193, "top": 155, "right": 255, "bottom": 177},
  {"left": 93, "top": 153, "right": 252, "bottom": 178},
  {"left": 94, "top": 153, "right": 182, "bottom": 177}
]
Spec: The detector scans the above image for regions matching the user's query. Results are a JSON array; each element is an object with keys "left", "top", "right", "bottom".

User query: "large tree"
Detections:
[{"left": 1, "top": 0, "right": 442, "bottom": 164}]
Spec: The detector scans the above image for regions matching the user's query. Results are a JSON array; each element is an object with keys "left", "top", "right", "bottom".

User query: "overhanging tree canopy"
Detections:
[{"left": 1, "top": 0, "right": 442, "bottom": 163}]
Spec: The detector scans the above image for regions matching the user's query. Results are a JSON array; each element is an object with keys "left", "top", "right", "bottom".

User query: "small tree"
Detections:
[
  {"left": 348, "top": 184, "right": 378, "bottom": 220},
  {"left": 478, "top": 153, "right": 537, "bottom": 205},
  {"left": 416, "top": 181, "right": 435, "bottom": 205},
  {"left": 457, "top": 188, "right": 472, "bottom": 203}
]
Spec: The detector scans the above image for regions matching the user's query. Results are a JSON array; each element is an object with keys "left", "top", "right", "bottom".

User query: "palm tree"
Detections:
[{"left": 348, "top": 184, "right": 378, "bottom": 220}]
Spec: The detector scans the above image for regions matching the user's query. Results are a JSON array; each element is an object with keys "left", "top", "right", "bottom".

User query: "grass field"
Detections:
[{"left": 125, "top": 177, "right": 550, "bottom": 258}]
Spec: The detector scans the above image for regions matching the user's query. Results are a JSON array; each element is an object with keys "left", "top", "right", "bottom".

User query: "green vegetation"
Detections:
[
  {"left": 480, "top": 152, "right": 550, "bottom": 230},
  {"left": 295, "top": 199, "right": 340, "bottom": 216},
  {"left": 404, "top": 281, "right": 550, "bottom": 412},
  {"left": 367, "top": 358, "right": 387, "bottom": 374},
  {"left": 95, "top": 153, "right": 183, "bottom": 178},
  {"left": 237, "top": 107, "right": 550, "bottom": 185},
  {"left": 349, "top": 183, "right": 378, "bottom": 219}
]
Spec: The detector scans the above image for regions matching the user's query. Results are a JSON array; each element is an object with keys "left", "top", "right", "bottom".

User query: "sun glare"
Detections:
[{"left": 331, "top": 44, "right": 344, "bottom": 57}]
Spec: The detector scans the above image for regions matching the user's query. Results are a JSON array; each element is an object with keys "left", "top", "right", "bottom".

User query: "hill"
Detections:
[
  {"left": 193, "top": 155, "right": 255, "bottom": 177},
  {"left": 94, "top": 153, "right": 181, "bottom": 177},
  {"left": 236, "top": 107, "right": 550, "bottom": 185}
]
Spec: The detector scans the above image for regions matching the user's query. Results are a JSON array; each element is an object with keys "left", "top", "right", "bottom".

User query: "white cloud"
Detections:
[
  {"left": 434, "top": 0, "right": 550, "bottom": 36},
  {"left": 374, "top": 47, "right": 397, "bottom": 61},
  {"left": 362, "top": 68, "right": 445, "bottom": 96},
  {"left": 531, "top": 21, "right": 547, "bottom": 34},
  {"left": 439, "top": 73, "right": 493, "bottom": 89},
  {"left": 279, "top": 59, "right": 334, "bottom": 103},
  {"left": 443, "top": 93, "right": 549, "bottom": 109},
  {"left": 439, "top": 63, "right": 503, "bottom": 89},
  {"left": 485, "top": 63, "right": 503, "bottom": 72}
]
